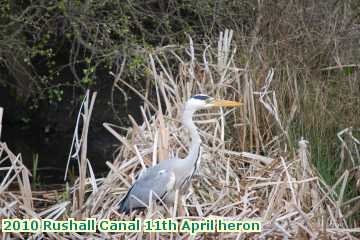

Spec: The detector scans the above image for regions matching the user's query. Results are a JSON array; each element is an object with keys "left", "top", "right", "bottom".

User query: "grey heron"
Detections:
[{"left": 119, "top": 94, "right": 241, "bottom": 213}]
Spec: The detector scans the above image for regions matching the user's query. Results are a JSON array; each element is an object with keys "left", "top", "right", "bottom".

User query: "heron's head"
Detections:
[{"left": 185, "top": 94, "right": 241, "bottom": 112}]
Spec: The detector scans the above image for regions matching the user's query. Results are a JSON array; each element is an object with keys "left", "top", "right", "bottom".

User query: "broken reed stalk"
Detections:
[
  {"left": 0, "top": 142, "right": 34, "bottom": 220},
  {"left": 0, "top": 108, "right": 33, "bottom": 212},
  {"left": 78, "top": 91, "right": 97, "bottom": 212}
]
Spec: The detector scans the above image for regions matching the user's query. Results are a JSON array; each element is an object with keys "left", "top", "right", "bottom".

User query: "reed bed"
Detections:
[{"left": 1, "top": 30, "right": 359, "bottom": 239}]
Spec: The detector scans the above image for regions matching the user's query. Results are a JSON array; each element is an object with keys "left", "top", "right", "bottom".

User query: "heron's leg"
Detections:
[
  {"left": 177, "top": 195, "right": 187, "bottom": 217},
  {"left": 178, "top": 205, "right": 186, "bottom": 217},
  {"left": 167, "top": 192, "right": 184, "bottom": 217}
]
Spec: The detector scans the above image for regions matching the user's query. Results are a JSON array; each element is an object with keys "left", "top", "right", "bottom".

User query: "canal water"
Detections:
[{"left": 0, "top": 85, "right": 143, "bottom": 184}]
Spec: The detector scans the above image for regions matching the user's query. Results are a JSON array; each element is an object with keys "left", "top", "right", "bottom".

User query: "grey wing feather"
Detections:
[{"left": 119, "top": 166, "right": 175, "bottom": 213}]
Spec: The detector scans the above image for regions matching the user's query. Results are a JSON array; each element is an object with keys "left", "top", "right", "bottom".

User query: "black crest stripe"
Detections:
[{"left": 192, "top": 95, "right": 209, "bottom": 100}]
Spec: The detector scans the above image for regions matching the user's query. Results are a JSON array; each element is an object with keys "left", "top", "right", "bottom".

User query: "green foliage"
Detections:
[
  {"left": 47, "top": 88, "right": 64, "bottom": 104},
  {"left": 80, "top": 58, "right": 96, "bottom": 87},
  {"left": 60, "top": 182, "right": 70, "bottom": 202},
  {"left": 0, "top": 0, "right": 255, "bottom": 104},
  {"left": 128, "top": 56, "right": 145, "bottom": 74}
]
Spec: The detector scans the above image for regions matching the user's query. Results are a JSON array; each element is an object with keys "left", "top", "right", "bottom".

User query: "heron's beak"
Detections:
[{"left": 210, "top": 99, "right": 242, "bottom": 107}]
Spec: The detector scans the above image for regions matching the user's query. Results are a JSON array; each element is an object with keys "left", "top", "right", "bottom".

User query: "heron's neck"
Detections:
[{"left": 182, "top": 108, "right": 201, "bottom": 164}]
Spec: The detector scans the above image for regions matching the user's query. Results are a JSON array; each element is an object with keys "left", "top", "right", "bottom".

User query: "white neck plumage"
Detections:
[{"left": 182, "top": 108, "right": 201, "bottom": 165}]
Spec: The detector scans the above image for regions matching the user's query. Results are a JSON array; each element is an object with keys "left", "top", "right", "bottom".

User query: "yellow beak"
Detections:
[{"left": 210, "top": 99, "right": 242, "bottom": 107}]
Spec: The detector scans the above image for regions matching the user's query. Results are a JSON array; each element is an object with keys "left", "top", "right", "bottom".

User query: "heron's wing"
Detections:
[{"left": 119, "top": 166, "right": 175, "bottom": 213}]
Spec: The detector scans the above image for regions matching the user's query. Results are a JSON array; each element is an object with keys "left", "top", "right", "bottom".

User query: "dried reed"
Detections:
[{"left": 0, "top": 30, "right": 359, "bottom": 239}]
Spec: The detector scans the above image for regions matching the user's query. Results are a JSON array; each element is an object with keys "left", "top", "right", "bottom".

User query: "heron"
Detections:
[{"left": 119, "top": 94, "right": 241, "bottom": 213}]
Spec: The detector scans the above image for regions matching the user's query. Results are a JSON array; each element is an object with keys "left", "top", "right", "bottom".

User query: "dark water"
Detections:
[
  {"left": 0, "top": 85, "right": 143, "bottom": 184},
  {"left": 3, "top": 119, "right": 117, "bottom": 183}
]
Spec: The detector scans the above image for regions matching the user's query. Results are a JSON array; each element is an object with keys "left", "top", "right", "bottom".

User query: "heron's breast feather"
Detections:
[{"left": 166, "top": 171, "right": 176, "bottom": 191}]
